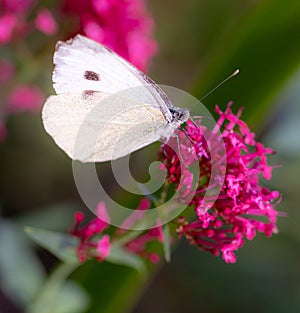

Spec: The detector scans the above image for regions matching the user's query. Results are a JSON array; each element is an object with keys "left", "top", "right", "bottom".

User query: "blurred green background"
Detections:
[{"left": 1, "top": 0, "right": 300, "bottom": 312}]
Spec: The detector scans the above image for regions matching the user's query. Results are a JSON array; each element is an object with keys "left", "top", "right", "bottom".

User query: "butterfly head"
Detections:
[{"left": 169, "top": 107, "right": 190, "bottom": 124}]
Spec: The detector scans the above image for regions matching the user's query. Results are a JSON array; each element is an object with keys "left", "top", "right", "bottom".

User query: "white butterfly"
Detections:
[{"left": 42, "top": 35, "right": 190, "bottom": 162}]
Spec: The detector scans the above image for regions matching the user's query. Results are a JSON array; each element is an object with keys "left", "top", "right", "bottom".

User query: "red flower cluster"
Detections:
[
  {"left": 70, "top": 202, "right": 110, "bottom": 262},
  {"left": 0, "top": 0, "right": 57, "bottom": 44},
  {"left": 161, "top": 104, "right": 281, "bottom": 263},
  {"left": 69, "top": 104, "right": 281, "bottom": 264},
  {"left": 70, "top": 200, "right": 163, "bottom": 263},
  {"left": 62, "top": 0, "right": 157, "bottom": 71},
  {"left": 0, "top": 1, "right": 51, "bottom": 139}
]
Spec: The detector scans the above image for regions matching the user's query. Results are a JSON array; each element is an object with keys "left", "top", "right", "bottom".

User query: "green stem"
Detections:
[{"left": 26, "top": 262, "right": 79, "bottom": 313}]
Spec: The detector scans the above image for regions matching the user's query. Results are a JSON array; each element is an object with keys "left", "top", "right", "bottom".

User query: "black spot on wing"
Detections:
[{"left": 84, "top": 70, "right": 100, "bottom": 81}]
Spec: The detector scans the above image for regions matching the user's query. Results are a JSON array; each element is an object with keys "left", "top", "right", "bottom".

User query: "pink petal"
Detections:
[
  {"left": 35, "top": 9, "right": 57, "bottom": 35},
  {"left": 97, "top": 235, "right": 110, "bottom": 259},
  {"left": 0, "top": 14, "right": 16, "bottom": 44},
  {"left": 6, "top": 85, "right": 44, "bottom": 113}
]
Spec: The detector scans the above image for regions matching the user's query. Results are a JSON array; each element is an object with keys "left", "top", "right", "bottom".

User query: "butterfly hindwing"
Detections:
[{"left": 42, "top": 91, "right": 166, "bottom": 162}]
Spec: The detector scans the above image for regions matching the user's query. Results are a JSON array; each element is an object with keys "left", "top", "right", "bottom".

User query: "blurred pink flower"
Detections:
[
  {"left": 1, "top": 0, "right": 34, "bottom": 13},
  {"left": 62, "top": 0, "right": 157, "bottom": 71},
  {"left": 97, "top": 235, "right": 110, "bottom": 261},
  {"left": 125, "top": 223, "right": 164, "bottom": 263},
  {"left": 70, "top": 207, "right": 109, "bottom": 262},
  {"left": 70, "top": 200, "right": 163, "bottom": 263},
  {"left": 35, "top": 9, "right": 57, "bottom": 35},
  {"left": 6, "top": 85, "right": 44, "bottom": 113},
  {"left": 161, "top": 103, "right": 281, "bottom": 263},
  {"left": 0, "top": 14, "right": 16, "bottom": 44},
  {"left": 0, "top": 0, "right": 34, "bottom": 44}
]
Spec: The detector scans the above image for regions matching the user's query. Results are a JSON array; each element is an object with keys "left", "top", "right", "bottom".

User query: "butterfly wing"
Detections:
[
  {"left": 42, "top": 91, "right": 167, "bottom": 162},
  {"left": 53, "top": 35, "right": 172, "bottom": 122}
]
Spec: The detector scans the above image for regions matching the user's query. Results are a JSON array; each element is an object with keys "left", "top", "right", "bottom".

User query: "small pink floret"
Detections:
[
  {"left": 0, "top": 14, "right": 16, "bottom": 44},
  {"left": 97, "top": 235, "right": 110, "bottom": 260},
  {"left": 7, "top": 85, "right": 44, "bottom": 113},
  {"left": 35, "top": 9, "right": 57, "bottom": 35}
]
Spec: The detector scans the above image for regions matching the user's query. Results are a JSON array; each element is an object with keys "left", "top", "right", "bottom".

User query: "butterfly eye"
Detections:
[
  {"left": 169, "top": 108, "right": 189, "bottom": 123},
  {"left": 169, "top": 108, "right": 180, "bottom": 120}
]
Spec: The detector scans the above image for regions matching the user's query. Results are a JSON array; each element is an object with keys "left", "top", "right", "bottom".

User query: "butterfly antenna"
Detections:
[{"left": 200, "top": 69, "right": 239, "bottom": 101}]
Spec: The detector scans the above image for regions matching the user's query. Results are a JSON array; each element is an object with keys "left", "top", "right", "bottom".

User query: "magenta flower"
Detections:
[
  {"left": 35, "top": 9, "right": 57, "bottom": 35},
  {"left": 62, "top": 0, "right": 157, "bottom": 71},
  {"left": 0, "top": 0, "right": 33, "bottom": 44},
  {"left": 1, "top": 0, "right": 33, "bottom": 13},
  {"left": 161, "top": 103, "right": 281, "bottom": 263},
  {"left": 70, "top": 200, "right": 163, "bottom": 263},
  {"left": 6, "top": 85, "right": 44, "bottom": 113},
  {"left": 124, "top": 226, "right": 163, "bottom": 264},
  {"left": 96, "top": 235, "right": 111, "bottom": 261},
  {"left": 70, "top": 203, "right": 109, "bottom": 262},
  {"left": 0, "top": 14, "right": 16, "bottom": 44},
  {"left": 69, "top": 104, "right": 281, "bottom": 264}
]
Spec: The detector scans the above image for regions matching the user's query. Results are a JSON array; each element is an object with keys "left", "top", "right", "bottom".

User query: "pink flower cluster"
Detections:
[
  {"left": 70, "top": 202, "right": 111, "bottom": 262},
  {"left": 0, "top": 60, "right": 44, "bottom": 141},
  {"left": 70, "top": 104, "right": 281, "bottom": 264},
  {"left": 70, "top": 200, "right": 163, "bottom": 263},
  {"left": 62, "top": 0, "right": 157, "bottom": 71},
  {"left": 0, "top": 0, "right": 56, "bottom": 140},
  {"left": 0, "top": 0, "right": 57, "bottom": 44},
  {"left": 161, "top": 103, "right": 281, "bottom": 263}
]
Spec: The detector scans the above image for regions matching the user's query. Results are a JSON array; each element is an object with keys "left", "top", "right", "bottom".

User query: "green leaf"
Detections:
[
  {"left": 15, "top": 202, "right": 79, "bottom": 232},
  {"left": 192, "top": 0, "right": 300, "bottom": 127},
  {"left": 27, "top": 264, "right": 88, "bottom": 313},
  {"left": 71, "top": 260, "right": 149, "bottom": 313},
  {"left": 0, "top": 219, "right": 45, "bottom": 306},
  {"left": 163, "top": 224, "right": 171, "bottom": 262},
  {"left": 107, "top": 245, "right": 146, "bottom": 273},
  {"left": 48, "top": 281, "right": 89, "bottom": 313},
  {"left": 25, "top": 226, "right": 79, "bottom": 264}
]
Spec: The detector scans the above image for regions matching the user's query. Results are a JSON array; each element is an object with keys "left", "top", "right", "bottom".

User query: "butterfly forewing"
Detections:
[{"left": 53, "top": 35, "right": 172, "bottom": 122}]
